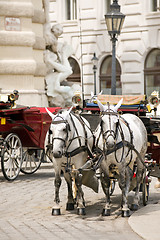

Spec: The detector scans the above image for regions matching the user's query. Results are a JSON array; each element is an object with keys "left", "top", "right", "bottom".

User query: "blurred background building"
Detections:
[{"left": 0, "top": 0, "right": 160, "bottom": 106}]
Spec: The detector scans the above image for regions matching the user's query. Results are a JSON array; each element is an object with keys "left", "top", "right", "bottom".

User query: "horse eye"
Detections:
[{"left": 63, "top": 128, "right": 67, "bottom": 132}]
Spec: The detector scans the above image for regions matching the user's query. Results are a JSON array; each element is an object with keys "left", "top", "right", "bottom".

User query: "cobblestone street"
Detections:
[{"left": 0, "top": 163, "right": 159, "bottom": 240}]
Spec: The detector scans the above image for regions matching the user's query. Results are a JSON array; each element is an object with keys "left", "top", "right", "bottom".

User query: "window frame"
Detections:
[
  {"left": 144, "top": 48, "right": 160, "bottom": 96},
  {"left": 150, "top": 0, "right": 160, "bottom": 12},
  {"left": 65, "top": 0, "right": 78, "bottom": 21},
  {"left": 67, "top": 57, "right": 81, "bottom": 83},
  {"left": 99, "top": 55, "right": 122, "bottom": 95}
]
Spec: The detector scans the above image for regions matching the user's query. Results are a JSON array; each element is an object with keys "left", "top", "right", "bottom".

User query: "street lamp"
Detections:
[
  {"left": 91, "top": 53, "right": 98, "bottom": 95},
  {"left": 105, "top": 0, "right": 125, "bottom": 95}
]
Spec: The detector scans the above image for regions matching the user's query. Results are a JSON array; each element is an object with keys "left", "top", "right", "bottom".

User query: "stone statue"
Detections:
[{"left": 43, "top": 3, "right": 80, "bottom": 107}]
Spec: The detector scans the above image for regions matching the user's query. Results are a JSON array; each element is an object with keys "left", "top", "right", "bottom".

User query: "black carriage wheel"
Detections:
[
  {"left": 1, "top": 133, "right": 23, "bottom": 181},
  {"left": 110, "top": 179, "right": 116, "bottom": 196},
  {"left": 142, "top": 172, "right": 149, "bottom": 206},
  {"left": 20, "top": 148, "right": 42, "bottom": 174}
]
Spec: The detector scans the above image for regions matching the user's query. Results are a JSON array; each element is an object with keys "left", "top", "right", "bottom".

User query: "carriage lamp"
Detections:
[
  {"left": 91, "top": 53, "right": 98, "bottom": 95},
  {"left": 105, "top": 0, "right": 125, "bottom": 95}
]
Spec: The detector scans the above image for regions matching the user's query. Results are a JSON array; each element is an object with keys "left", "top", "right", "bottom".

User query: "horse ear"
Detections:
[
  {"left": 97, "top": 99, "right": 106, "bottom": 112},
  {"left": 63, "top": 106, "right": 73, "bottom": 120},
  {"left": 91, "top": 91, "right": 94, "bottom": 98},
  {"left": 45, "top": 108, "right": 55, "bottom": 119},
  {"left": 113, "top": 98, "right": 123, "bottom": 112},
  {"left": 68, "top": 106, "right": 73, "bottom": 114},
  {"left": 98, "top": 90, "right": 103, "bottom": 96}
]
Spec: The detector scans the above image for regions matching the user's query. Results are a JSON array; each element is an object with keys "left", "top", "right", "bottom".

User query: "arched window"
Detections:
[
  {"left": 99, "top": 56, "right": 121, "bottom": 95},
  {"left": 67, "top": 57, "right": 81, "bottom": 83},
  {"left": 144, "top": 49, "right": 160, "bottom": 96}
]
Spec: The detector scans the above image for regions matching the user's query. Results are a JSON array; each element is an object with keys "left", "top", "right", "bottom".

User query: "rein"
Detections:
[
  {"left": 50, "top": 112, "right": 94, "bottom": 161},
  {"left": 65, "top": 112, "right": 94, "bottom": 158},
  {"left": 51, "top": 116, "right": 70, "bottom": 146}
]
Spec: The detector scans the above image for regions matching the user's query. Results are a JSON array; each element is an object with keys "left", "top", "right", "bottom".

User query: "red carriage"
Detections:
[
  {"left": 1, "top": 91, "right": 160, "bottom": 194},
  {"left": 0, "top": 93, "right": 61, "bottom": 180}
]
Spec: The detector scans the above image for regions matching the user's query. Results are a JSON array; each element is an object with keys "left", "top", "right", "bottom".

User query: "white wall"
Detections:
[{"left": 50, "top": 0, "right": 160, "bottom": 98}]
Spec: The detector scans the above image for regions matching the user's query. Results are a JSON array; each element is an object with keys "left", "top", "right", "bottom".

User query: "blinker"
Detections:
[{"left": 52, "top": 120, "right": 68, "bottom": 124}]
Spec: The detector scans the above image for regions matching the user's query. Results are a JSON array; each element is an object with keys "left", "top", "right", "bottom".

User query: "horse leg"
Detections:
[
  {"left": 100, "top": 171, "right": 111, "bottom": 216},
  {"left": 99, "top": 160, "right": 111, "bottom": 216},
  {"left": 63, "top": 172, "right": 75, "bottom": 210},
  {"left": 131, "top": 157, "right": 145, "bottom": 211},
  {"left": 119, "top": 164, "right": 132, "bottom": 217},
  {"left": 52, "top": 160, "right": 62, "bottom": 215},
  {"left": 75, "top": 173, "right": 86, "bottom": 215}
]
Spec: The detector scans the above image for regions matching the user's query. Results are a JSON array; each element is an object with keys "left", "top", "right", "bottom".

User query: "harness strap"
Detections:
[
  {"left": 78, "top": 140, "right": 148, "bottom": 172},
  {"left": 96, "top": 112, "right": 135, "bottom": 164},
  {"left": 123, "top": 141, "right": 148, "bottom": 168},
  {"left": 69, "top": 112, "right": 94, "bottom": 158},
  {"left": 69, "top": 113, "right": 82, "bottom": 146},
  {"left": 65, "top": 146, "right": 88, "bottom": 158}
]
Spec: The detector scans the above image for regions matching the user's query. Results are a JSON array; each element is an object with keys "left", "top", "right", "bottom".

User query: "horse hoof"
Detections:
[
  {"left": 102, "top": 208, "right": 111, "bottom": 216},
  {"left": 130, "top": 204, "right": 139, "bottom": 211},
  {"left": 52, "top": 208, "right": 61, "bottom": 216},
  {"left": 77, "top": 208, "right": 86, "bottom": 215},
  {"left": 122, "top": 209, "right": 130, "bottom": 217},
  {"left": 66, "top": 203, "right": 74, "bottom": 210}
]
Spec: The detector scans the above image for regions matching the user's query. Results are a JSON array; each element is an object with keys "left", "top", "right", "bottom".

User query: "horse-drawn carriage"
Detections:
[
  {"left": 82, "top": 93, "right": 160, "bottom": 178},
  {"left": 79, "top": 94, "right": 160, "bottom": 213},
  {"left": 0, "top": 91, "right": 61, "bottom": 180},
  {"left": 43, "top": 93, "right": 159, "bottom": 217},
  {"left": 1, "top": 90, "right": 160, "bottom": 217}
]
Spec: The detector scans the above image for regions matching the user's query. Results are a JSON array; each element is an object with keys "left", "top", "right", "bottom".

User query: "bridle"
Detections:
[
  {"left": 96, "top": 109, "right": 133, "bottom": 164},
  {"left": 100, "top": 110, "right": 121, "bottom": 146},
  {"left": 51, "top": 115, "right": 71, "bottom": 147},
  {"left": 49, "top": 112, "right": 94, "bottom": 159}
]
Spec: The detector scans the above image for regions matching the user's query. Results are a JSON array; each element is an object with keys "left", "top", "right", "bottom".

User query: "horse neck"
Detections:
[
  {"left": 94, "top": 123, "right": 103, "bottom": 148},
  {"left": 118, "top": 116, "right": 132, "bottom": 142},
  {"left": 67, "top": 113, "right": 84, "bottom": 146}
]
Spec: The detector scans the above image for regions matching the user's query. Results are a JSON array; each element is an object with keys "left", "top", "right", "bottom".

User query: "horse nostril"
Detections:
[{"left": 53, "top": 151, "right": 62, "bottom": 158}]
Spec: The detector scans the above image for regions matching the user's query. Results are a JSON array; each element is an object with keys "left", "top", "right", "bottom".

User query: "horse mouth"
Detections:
[
  {"left": 106, "top": 143, "right": 115, "bottom": 150},
  {"left": 53, "top": 151, "right": 63, "bottom": 158}
]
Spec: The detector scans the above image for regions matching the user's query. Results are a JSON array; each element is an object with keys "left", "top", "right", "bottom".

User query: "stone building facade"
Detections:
[
  {"left": 0, "top": 0, "right": 159, "bottom": 106},
  {"left": 0, "top": 0, "right": 47, "bottom": 106},
  {"left": 49, "top": 0, "right": 160, "bottom": 99}
]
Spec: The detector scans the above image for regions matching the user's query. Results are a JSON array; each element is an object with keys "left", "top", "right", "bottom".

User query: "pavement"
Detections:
[
  {"left": 0, "top": 162, "right": 160, "bottom": 240},
  {"left": 128, "top": 175, "right": 160, "bottom": 240},
  {"left": 129, "top": 201, "right": 160, "bottom": 240}
]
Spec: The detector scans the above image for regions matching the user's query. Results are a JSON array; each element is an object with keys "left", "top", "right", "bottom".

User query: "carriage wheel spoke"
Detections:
[
  {"left": 1, "top": 133, "right": 22, "bottom": 181},
  {"left": 21, "top": 149, "right": 42, "bottom": 174}
]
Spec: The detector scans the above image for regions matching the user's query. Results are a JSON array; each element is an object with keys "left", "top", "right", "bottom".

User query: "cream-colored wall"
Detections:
[
  {"left": 0, "top": 0, "right": 48, "bottom": 107},
  {"left": 1, "top": 0, "right": 160, "bottom": 105},
  {"left": 50, "top": 0, "right": 160, "bottom": 98}
]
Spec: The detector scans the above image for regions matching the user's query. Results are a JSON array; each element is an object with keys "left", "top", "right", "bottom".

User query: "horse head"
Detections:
[
  {"left": 46, "top": 107, "right": 72, "bottom": 158},
  {"left": 97, "top": 98, "right": 123, "bottom": 149}
]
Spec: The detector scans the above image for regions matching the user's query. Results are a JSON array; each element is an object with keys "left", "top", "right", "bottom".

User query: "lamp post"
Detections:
[
  {"left": 91, "top": 53, "right": 98, "bottom": 95},
  {"left": 105, "top": 0, "right": 125, "bottom": 95}
]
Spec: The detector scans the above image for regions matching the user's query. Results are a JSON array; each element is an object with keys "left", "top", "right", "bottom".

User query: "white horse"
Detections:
[
  {"left": 45, "top": 108, "right": 99, "bottom": 215},
  {"left": 94, "top": 99, "right": 148, "bottom": 217}
]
